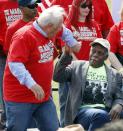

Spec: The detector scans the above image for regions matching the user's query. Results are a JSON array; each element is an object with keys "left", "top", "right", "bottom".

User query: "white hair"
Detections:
[{"left": 37, "top": 5, "right": 66, "bottom": 26}]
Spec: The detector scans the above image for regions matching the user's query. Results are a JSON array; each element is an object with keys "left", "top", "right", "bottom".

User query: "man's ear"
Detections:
[
  {"left": 104, "top": 54, "right": 108, "bottom": 61},
  {"left": 45, "top": 23, "right": 53, "bottom": 31},
  {"left": 48, "top": 23, "right": 53, "bottom": 27},
  {"left": 42, "top": 23, "right": 51, "bottom": 31}
]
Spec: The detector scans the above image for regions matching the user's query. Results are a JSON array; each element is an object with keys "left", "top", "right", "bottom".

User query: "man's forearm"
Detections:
[
  {"left": 8, "top": 62, "right": 36, "bottom": 89},
  {"left": 61, "top": 26, "right": 81, "bottom": 52},
  {"left": 53, "top": 52, "right": 72, "bottom": 82}
]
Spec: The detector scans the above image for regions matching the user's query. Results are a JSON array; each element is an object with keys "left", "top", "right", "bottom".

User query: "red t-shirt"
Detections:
[
  {"left": 68, "top": 21, "right": 102, "bottom": 60},
  {"left": 0, "top": 0, "right": 22, "bottom": 46},
  {"left": 4, "top": 24, "right": 54, "bottom": 103},
  {"left": 4, "top": 19, "right": 36, "bottom": 54},
  {"left": 107, "top": 22, "right": 123, "bottom": 55}
]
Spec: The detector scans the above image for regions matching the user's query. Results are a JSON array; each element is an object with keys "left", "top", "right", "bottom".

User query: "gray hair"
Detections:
[{"left": 37, "top": 5, "right": 66, "bottom": 26}]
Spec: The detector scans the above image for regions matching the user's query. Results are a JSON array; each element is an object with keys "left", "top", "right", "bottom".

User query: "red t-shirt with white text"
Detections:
[
  {"left": 0, "top": 0, "right": 22, "bottom": 46},
  {"left": 4, "top": 24, "right": 54, "bottom": 103},
  {"left": 69, "top": 21, "right": 102, "bottom": 60}
]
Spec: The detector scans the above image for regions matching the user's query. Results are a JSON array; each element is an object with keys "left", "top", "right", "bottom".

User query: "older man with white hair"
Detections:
[{"left": 3, "top": 5, "right": 80, "bottom": 131}]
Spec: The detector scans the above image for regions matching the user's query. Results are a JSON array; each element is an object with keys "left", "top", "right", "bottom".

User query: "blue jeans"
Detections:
[
  {"left": 74, "top": 107, "right": 111, "bottom": 131},
  {"left": 59, "top": 82, "right": 70, "bottom": 127},
  {"left": 5, "top": 97, "right": 59, "bottom": 131}
]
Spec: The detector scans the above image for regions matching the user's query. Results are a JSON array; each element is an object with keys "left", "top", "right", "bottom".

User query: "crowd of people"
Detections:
[{"left": 0, "top": 0, "right": 123, "bottom": 131}]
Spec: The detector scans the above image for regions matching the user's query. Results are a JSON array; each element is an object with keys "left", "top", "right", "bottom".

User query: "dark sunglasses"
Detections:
[
  {"left": 80, "top": 2, "right": 91, "bottom": 9},
  {"left": 27, "top": 3, "right": 38, "bottom": 9}
]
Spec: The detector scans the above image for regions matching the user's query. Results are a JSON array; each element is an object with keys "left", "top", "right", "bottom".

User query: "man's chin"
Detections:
[{"left": 90, "top": 61, "right": 98, "bottom": 68}]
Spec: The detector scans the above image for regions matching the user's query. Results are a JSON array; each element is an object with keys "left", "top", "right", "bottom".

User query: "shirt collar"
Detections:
[{"left": 33, "top": 21, "right": 48, "bottom": 37}]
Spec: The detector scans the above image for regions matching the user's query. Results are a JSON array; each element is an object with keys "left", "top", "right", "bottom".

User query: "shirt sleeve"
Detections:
[
  {"left": 61, "top": 26, "right": 78, "bottom": 47},
  {"left": 8, "top": 32, "right": 31, "bottom": 63},
  {"left": 107, "top": 24, "right": 120, "bottom": 53},
  {"left": 4, "top": 26, "right": 14, "bottom": 54},
  {"left": 101, "top": 1, "right": 114, "bottom": 31},
  {"left": 8, "top": 62, "right": 36, "bottom": 89}
]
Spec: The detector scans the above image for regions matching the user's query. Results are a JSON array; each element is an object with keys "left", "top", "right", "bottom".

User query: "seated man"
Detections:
[{"left": 53, "top": 38, "right": 123, "bottom": 131}]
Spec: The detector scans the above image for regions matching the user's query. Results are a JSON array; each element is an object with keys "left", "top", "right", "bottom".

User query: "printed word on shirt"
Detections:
[
  {"left": 38, "top": 40, "right": 54, "bottom": 63},
  {"left": 120, "top": 29, "right": 123, "bottom": 45},
  {"left": 72, "top": 26, "right": 97, "bottom": 41},
  {"left": 4, "top": 8, "right": 22, "bottom": 26}
]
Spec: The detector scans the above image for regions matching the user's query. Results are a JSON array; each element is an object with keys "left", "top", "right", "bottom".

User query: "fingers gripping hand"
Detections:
[{"left": 30, "top": 84, "right": 45, "bottom": 100}]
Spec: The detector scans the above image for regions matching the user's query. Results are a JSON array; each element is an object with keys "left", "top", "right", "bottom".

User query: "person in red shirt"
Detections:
[
  {"left": 0, "top": 0, "right": 22, "bottom": 48},
  {"left": 107, "top": 6, "right": 123, "bottom": 76},
  {"left": 4, "top": 0, "right": 38, "bottom": 54},
  {"left": 44, "top": 0, "right": 114, "bottom": 60},
  {"left": 65, "top": 0, "right": 102, "bottom": 60},
  {"left": 51, "top": 0, "right": 114, "bottom": 38},
  {"left": 3, "top": 0, "right": 39, "bottom": 129},
  {"left": 3, "top": 5, "right": 80, "bottom": 131},
  {"left": 0, "top": 0, "right": 22, "bottom": 129}
]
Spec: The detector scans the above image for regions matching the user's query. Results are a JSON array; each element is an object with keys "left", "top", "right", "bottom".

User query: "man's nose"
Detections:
[{"left": 93, "top": 52, "right": 98, "bottom": 56}]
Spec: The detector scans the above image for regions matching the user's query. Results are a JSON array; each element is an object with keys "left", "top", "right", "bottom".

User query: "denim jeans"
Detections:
[
  {"left": 74, "top": 107, "right": 111, "bottom": 131},
  {"left": 59, "top": 82, "right": 70, "bottom": 127},
  {"left": 5, "top": 97, "right": 59, "bottom": 131}
]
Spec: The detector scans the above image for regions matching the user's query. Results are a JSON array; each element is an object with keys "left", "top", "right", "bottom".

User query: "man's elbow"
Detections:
[
  {"left": 53, "top": 74, "right": 65, "bottom": 83},
  {"left": 53, "top": 75, "right": 59, "bottom": 82}
]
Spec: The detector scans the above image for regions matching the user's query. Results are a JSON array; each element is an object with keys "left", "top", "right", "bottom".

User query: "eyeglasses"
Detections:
[
  {"left": 27, "top": 3, "right": 38, "bottom": 9},
  {"left": 80, "top": 3, "right": 91, "bottom": 9}
]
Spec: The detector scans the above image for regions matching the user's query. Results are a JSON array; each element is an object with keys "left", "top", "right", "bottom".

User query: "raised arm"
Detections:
[
  {"left": 53, "top": 50, "right": 73, "bottom": 83},
  {"left": 61, "top": 26, "right": 81, "bottom": 53}
]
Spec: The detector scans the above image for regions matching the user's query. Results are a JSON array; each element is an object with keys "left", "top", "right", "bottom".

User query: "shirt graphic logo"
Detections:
[
  {"left": 72, "top": 26, "right": 97, "bottom": 41},
  {"left": 4, "top": 8, "right": 22, "bottom": 26},
  {"left": 38, "top": 41, "right": 54, "bottom": 63},
  {"left": 120, "top": 29, "right": 123, "bottom": 45}
]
